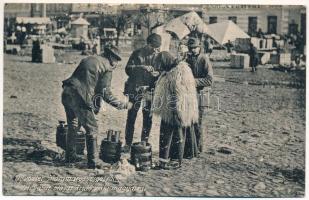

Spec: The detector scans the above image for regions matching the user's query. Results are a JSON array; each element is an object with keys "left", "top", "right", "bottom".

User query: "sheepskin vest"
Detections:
[{"left": 152, "top": 61, "right": 199, "bottom": 127}]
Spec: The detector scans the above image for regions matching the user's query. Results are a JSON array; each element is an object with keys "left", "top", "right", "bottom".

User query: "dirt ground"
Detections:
[{"left": 2, "top": 50, "right": 306, "bottom": 197}]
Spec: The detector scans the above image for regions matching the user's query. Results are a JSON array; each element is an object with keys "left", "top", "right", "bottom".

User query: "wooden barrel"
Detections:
[
  {"left": 56, "top": 121, "right": 67, "bottom": 150},
  {"left": 99, "top": 139, "right": 121, "bottom": 164},
  {"left": 131, "top": 142, "right": 152, "bottom": 171},
  {"left": 75, "top": 130, "right": 85, "bottom": 155}
]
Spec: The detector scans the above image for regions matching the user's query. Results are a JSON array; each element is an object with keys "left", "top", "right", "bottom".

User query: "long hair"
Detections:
[{"left": 152, "top": 61, "right": 199, "bottom": 127}]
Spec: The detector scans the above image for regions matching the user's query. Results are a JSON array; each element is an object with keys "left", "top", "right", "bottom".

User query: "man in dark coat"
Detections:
[
  {"left": 62, "top": 45, "right": 131, "bottom": 169},
  {"left": 32, "top": 38, "right": 41, "bottom": 63},
  {"left": 203, "top": 37, "right": 213, "bottom": 56},
  {"left": 186, "top": 37, "right": 213, "bottom": 153},
  {"left": 249, "top": 43, "right": 259, "bottom": 72},
  {"left": 123, "top": 33, "right": 162, "bottom": 152}
]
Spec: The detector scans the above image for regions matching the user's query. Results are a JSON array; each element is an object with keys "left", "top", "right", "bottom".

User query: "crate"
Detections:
[
  {"left": 279, "top": 53, "right": 291, "bottom": 65},
  {"left": 260, "top": 52, "right": 271, "bottom": 64},
  {"left": 41, "top": 44, "right": 55, "bottom": 64},
  {"left": 270, "top": 54, "right": 279, "bottom": 64},
  {"left": 230, "top": 53, "right": 250, "bottom": 69},
  {"left": 270, "top": 53, "right": 291, "bottom": 65}
]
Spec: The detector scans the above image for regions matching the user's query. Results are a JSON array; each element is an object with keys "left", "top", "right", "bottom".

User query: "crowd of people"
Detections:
[
  {"left": 61, "top": 33, "right": 213, "bottom": 170},
  {"left": 60, "top": 28, "right": 305, "bottom": 169}
]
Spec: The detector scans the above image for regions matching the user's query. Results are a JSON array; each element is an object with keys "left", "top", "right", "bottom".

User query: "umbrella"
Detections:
[
  {"left": 207, "top": 20, "right": 250, "bottom": 45},
  {"left": 196, "top": 23, "right": 209, "bottom": 34}
]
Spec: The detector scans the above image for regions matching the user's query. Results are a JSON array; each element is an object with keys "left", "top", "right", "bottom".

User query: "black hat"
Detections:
[
  {"left": 147, "top": 33, "right": 162, "bottom": 48},
  {"left": 187, "top": 37, "right": 201, "bottom": 48},
  {"left": 104, "top": 45, "right": 121, "bottom": 61}
]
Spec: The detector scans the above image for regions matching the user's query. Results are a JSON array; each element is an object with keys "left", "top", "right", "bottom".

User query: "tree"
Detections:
[
  {"left": 104, "top": 14, "right": 131, "bottom": 46},
  {"left": 134, "top": 8, "right": 172, "bottom": 36}
]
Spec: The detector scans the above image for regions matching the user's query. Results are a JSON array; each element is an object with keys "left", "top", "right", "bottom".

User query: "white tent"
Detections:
[
  {"left": 207, "top": 20, "right": 250, "bottom": 45},
  {"left": 16, "top": 17, "right": 51, "bottom": 24},
  {"left": 70, "top": 17, "right": 90, "bottom": 39},
  {"left": 71, "top": 17, "right": 90, "bottom": 25}
]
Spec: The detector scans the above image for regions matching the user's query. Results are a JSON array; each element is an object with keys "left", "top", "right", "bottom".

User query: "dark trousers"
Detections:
[
  {"left": 159, "top": 120, "right": 185, "bottom": 163},
  {"left": 61, "top": 86, "right": 98, "bottom": 162},
  {"left": 125, "top": 95, "right": 152, "bottom": 146},
  {"left": 195, "top": 105, "right": 206, "bottom": 153}
]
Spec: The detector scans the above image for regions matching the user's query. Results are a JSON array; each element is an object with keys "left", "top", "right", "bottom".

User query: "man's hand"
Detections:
[
  {"left": 115, "top": 102, "right": 133, "bottom": 110},
  {"left": 93, "top": 108, "right": 100, "bottom": 115},
  {"left": 151, "top": 71, "right": 160, "bottom": 77},
  {"left": 127, "top": 102, "right": 133, "bottom": 110},
  {"left": 143, "top": 65, "right": 154, "bottom": 72}
]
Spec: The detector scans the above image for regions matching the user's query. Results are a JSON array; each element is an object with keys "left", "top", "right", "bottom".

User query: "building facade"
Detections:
[
  {"left": 4, "top": 4, "right": 306, "bottom": 37},
  {"left": 201, "top": 5, "right": 306, "bottom": 36}
]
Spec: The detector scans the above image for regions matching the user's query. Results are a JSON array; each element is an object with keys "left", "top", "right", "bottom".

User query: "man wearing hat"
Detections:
[
  {"left": 123, "top": 33, "right": 162, "bottom": 152},
  {"left": 186, "top": 37, "right": 213, "bottom": 154},
  {"left": 61, "top": 45, "right": 132, "bottom": 169}
]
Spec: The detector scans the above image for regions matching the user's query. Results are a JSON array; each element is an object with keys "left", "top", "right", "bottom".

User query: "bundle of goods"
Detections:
[
  {"left": 56, "top": 120, "right": 85, "bottom": 155},
  {"left": 99, "top": 130, "right": 122, "bottom": 164},
  {"left": 56, "top": 120, "right": 67, "bottom": 150},
  {"left": 131, "top": 141, "right": 152, "bottom": 171}
]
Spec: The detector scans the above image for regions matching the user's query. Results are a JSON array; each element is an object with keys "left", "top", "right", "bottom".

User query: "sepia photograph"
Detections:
[{"left": 1, "top": 1, "right": 307, "bottom": 197}]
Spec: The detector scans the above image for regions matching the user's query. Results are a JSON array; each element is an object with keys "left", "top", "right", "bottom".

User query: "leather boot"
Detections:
[
  {"left": 86, "top": 135, "right": 105, "bottom": 169},
  {"left": 86, "top": 134, "right": 96, "bottom": 169}
]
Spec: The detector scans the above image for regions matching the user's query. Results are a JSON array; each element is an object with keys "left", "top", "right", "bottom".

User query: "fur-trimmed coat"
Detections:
[{"left": 152, "top": 61, "right": 199, "bottom": 127}]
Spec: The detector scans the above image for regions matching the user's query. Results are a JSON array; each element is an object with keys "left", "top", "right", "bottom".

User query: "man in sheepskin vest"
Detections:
[
  {"left": 186, "top": 37, "right": 214, "bottom": 153},
  {"left": 152, "top": 51, "right": 199, "bottom": 169},
  {"left": 123, "top": 33, "right": 162, "bottom": 152}
]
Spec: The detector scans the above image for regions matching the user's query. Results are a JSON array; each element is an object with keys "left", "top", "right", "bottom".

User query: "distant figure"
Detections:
[
  {"left": 55, "top": 34, "right": 61, "bottom": 43},
  {"left": 10, "top": 32, "right": 17, "bottom": 44},
  {"left": 203, "top": 37, "right": 213, "bottom": 56},
  {"left": 177, "top": 43, "right": 189, "bottom": 62},
  {"left": 257, "top": 28, "right": 264, "bottom": 38},
  {"left": 32, "top": 39, "right": 41, "bottom": 63},
  {"left": 291, "top": 54, "right": 306, "bottom": 70},
  {"left": 20, "top": 26, "right": 27, "bottom": 45},
  {"left": 249, "top": 43, "right": 259, "bottom": 72},
  {"left": 225, "top": 40, "right": 234, "bottom": 53},
  {"left": 79, "top": 37, "right": 86, "bottom": 51},
  {"left": 92, "top": 43, "right": 98, "bottom": 55},
  {"left": 295, "top": 33, "right": 304, "bottom": 55},
  {"left": 15, "top": 26, "right": 22, "bottom": 45},
  {"left": 93, "top": 36, "right": 101, "bottom": 55}
]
